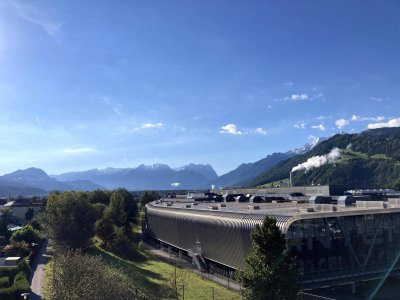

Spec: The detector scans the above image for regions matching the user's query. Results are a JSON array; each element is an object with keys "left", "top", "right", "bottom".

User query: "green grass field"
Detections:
[{"left": 87, "top": 245, "right": 241, "bottom": 300}]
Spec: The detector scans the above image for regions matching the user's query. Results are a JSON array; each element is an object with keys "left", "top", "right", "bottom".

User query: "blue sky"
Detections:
[{"left": 0, "top": 0, "right": 399, "bottom": 175}]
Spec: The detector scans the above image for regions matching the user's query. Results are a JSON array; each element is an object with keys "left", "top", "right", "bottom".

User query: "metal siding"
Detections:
[{"left": 146, "top": 203, "right": 293, "bottom": 269}]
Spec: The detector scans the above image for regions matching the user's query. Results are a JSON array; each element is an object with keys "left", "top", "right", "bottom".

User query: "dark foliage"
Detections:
[
  {"left": 251, "top": 127, "right": 400, "bottom": 189},
  {"left": 42, "top": 192, "right": 98, "bottom": 249},
  {"left": 140, "top": 191, "right": 159, "bottom": 207},
  {"left": 239, "top": 217, "right": 300, "bottom": 300}
]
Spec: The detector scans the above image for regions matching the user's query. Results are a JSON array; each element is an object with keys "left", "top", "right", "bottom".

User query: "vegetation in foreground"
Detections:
[
  {"left": 89, "top": 243, "right": 241, "bottom": 300},
  {"left": 0, "top": 206, "right": 45, "bottom": 299},
  {"left": 41, "top": 189, "right": 240, "bottom": 299},
  {"left": 239, "top": 216, "right": 300, "bottom": 300}
]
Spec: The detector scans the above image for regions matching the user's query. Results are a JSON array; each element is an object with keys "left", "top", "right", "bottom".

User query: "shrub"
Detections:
[
  {"left": 0, "top": 267, "right": 19, "bottom": 280},
  {"left": 0, "top": 277, "right": 10, "bottom": 288},
  {"left": 17, "top": 260, "right": 31, "bottom": 278},
  {"left": 0, "top": 270, "right": 30, "bottom": 300},
  {"left": 3, "top": 241, "right": 31, "bottom": 257},
  {"left": 29, "top": 219, "right": 42, "bottom": 231},
  {"left": 48, "top": 250, "right": 139, "bottom": 299},
  {"left": 10, "top": 225, "right": 43, "bottom": 245}
]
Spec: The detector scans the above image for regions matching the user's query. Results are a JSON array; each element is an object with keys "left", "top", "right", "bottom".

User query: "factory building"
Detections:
[{"left": 144, "top": 193, "right": 400, "bottom": 289}]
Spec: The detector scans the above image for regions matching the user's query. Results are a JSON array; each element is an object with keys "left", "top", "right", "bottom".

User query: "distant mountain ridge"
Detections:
[
  {"left": 209, "top": 136, "right": 326, "bottom": 188},
  {"left": 52, "top": 163, "right": 218, "bottom": 190},
  {"left": 0, "top": 167, "right": 104, "bottom": 196},
  {"left": 0, "top": 136, "right": 327, "bottom": 196}
]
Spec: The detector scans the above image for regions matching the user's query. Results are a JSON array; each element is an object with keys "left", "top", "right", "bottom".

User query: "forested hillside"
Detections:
[{"left": 250, "top": 127, "right": 400, "bottom": 189}]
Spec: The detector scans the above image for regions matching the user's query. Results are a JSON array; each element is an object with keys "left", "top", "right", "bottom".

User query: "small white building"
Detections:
[
  {"left": 4, "top": 257, "right": 21, "bottom": 266},
  {"left": 3, "top": 199, "right": 43, "bottom": 221}
]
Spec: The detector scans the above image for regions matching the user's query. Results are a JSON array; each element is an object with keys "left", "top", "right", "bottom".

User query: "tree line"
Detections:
[{"left": 37, "top": 189, "right": 158, "bottom": 300}]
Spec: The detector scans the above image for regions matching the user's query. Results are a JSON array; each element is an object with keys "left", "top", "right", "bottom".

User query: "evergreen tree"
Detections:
[
  {"left": 25, "top": 207, "right": 35, "bottom": 222},
  {"left": 140, "top": 191, "right": 159, "bottom": 207},
  {"left": 95, "top": 210, "right": 115, "bottom": 247},
  {"left": 239, "top": 216, "right": 300, "bottom": 300},
  {"left": 108, "top": 189, "right": 128, "bottom": 227}
]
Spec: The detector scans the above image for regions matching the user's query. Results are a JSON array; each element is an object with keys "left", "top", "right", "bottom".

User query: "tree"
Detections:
[
  {"left": 0, "top": 214, "right": 9, "bottom": 239},
  {"left": 88, "top": 190, "right": 111, "bottom": 206},
  {"left": 140, "top": 191, "right": 159, "bottom": 207},
  {"left": 11, "top": 225, "right": 43, "bottom": 245},
  {"left": 95, "top": 210, "right": 115, "bottom": 247},
  {"left": 109, "top": 190, "right": 128, "bottom": 228},
  {"left": 48, "top": 250, "right": 141, "bottom": 300},
  {"left": 108, "top": 188, "right": 137, "bottom": 227},
  {"left": 42, "top": 192, "right": 98, "bottom": 249},
  {"left": 239, "top": 216, "right": 300, "bottom": 300},
  {"left": 25, "top": 207, "right": 35, "bottom": 222}
]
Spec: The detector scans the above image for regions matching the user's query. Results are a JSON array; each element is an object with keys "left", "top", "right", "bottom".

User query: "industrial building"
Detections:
[{"left": 144, "top": 189, "right": 400, "bottom": 290}]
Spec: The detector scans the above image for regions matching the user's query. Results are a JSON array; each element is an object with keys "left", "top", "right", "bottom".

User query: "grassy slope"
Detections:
[{"left": 88, "top": 245, "right": 241, "bottom": 300}]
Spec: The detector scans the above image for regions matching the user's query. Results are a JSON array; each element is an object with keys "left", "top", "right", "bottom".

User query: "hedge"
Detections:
[
  {"left": 0, "top": 271, "right": 30, "bottom": 300},
  {"left": 0, "top": 260, "right": 31, "bottom": 300}
]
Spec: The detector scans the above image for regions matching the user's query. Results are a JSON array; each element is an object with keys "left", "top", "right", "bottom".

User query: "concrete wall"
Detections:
[{"left": 11, "top": 206, "right": 42, "bottom": 220}]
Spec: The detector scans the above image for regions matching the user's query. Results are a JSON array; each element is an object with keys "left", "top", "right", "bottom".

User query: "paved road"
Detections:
[{"left": 29, "top": 239, "right": 50, "bottom": 300}]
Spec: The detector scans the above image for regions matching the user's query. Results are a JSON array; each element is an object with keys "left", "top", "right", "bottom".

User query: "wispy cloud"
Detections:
[
  {"left": 311, "top": 124, "right": 326, "bottom": 131},
  {"left": 294, "top": 121, "right": 306, "bottom": 129},
  {"left": 275, "top": 93, "right": 310, "bottom": 102},
  {"left": 103, "top": 97, "right": 122, "bottom": 116},
  {"left": 59, "top": 147, "right": 94, "bottom": 155},
  {"left": 253, "top": 128, "right": 267, "bottom": 135},
  {"left": 35, "top": 117, "right": 45, "bottom": 134},
  {"left": 367, "top": 118, "right": 400, "bottom": 129},
  {"left": 335, "top": 118, "right": 349, "bottom": 129},
  {"left": 142, "top": 123, "right": 163, "bottom": 129},
  {"left": 134, "top": 122, "right": 163, "bottom": 131},
  {"left": 291, "top": 93, "right": 309, "bottom": 101},
  {"left": 369, "top": 96, "right": 383, "bottom": 102},
  {"left": 316, "top": 115, "right": 332, "bottom": 120},
  {"left": 219, "top": 124, "right": 266, "bottom": 135},
  {"left": 284, "top": 82, "right": 293, "bottom": 87},
  {"left": 220, "top": 124, "right": 242, "bottom": 135},
  {"left": 351, "top": 115, "right": 385, "bottom": 122},
  {"left": 12, "top": 1, "right": 62, "bottom": 36}
]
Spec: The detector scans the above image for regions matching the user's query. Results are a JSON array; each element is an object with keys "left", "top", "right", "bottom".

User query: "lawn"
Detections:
[{"left": 87, "top": 245, "right": 241, "bottom": 300}]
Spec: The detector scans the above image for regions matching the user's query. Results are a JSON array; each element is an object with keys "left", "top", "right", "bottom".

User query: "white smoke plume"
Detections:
[{"left": 291, "top": 148, "right": 341, "bottom": 173}]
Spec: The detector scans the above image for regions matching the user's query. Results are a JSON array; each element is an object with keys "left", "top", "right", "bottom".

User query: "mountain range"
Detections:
[
  {"left": 250, "top": 127, "right": 400, "bottom": 189},
  {"left": 0, "top": 137, "right": 325, "bottom": 196}
]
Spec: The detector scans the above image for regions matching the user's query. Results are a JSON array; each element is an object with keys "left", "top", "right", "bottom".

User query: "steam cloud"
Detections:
[{"left": 291, "top": 148, "right": 341, "bottom": 173}]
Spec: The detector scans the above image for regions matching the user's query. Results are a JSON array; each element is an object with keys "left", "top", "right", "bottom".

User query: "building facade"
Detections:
[{"left": 145, "top": 199, "right": 400, "bottom": 288}]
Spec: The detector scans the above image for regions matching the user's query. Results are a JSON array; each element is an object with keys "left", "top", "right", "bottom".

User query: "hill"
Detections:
[
  {"left": 0, "top": 168, "right": 104, "bottom": 196},
  {"left": 210, "top": 152, "right": 294, "bottom": 188},
  {"left": 209, "top": 136, "right": 325, "bottom": 188},
  {"left": 250, "top": 127, "right": 400, "bottom": 189}
]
